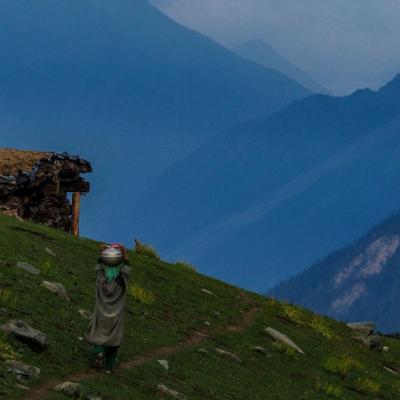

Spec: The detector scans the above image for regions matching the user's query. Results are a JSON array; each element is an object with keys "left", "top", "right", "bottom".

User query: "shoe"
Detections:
[{"left": 95, "top": 352, "right": 105, "bottom": 369}]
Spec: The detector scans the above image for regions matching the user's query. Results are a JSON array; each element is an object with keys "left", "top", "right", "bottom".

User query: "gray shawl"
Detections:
[{"left": 86, "top": 264, "right": 130, "bottom": 347}]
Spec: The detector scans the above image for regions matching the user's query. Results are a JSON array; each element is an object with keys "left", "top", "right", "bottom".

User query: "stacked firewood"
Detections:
[{"left": 0, "top": 151, "right": 91, "bottom": 231}]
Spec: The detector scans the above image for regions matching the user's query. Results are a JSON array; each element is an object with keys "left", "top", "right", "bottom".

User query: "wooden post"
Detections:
[{"left": 71, "top": 192, "right": 81, "bottom": 237}]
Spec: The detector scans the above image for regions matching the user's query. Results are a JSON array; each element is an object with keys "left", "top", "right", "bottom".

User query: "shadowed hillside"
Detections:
[
  {"left": 132, "top": 74, "right": 400, "bottom": 292},
  {"left": 270, "top": 212, "right": 400, "bottom": 333},
  {"left": 235, "top": 39, "right": 330, "bottom": 94}
]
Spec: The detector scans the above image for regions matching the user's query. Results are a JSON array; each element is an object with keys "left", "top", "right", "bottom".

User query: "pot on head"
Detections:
[{"left": 101, "top": 247, "right": 123, "bottom": 266}]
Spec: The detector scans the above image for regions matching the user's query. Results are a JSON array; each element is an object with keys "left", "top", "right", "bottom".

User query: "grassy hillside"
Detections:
[{"left": 0, "top": 214, "right": 400, "bottom": 399}]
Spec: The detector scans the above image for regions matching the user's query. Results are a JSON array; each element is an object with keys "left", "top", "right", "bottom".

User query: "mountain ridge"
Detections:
[
  {"left": 270, "top": 212, "right": 400, "bottom": 333},
  {"left": 0, "top": 0, "right": 309, "bottom": 245},
  {"left": 234, "top": 39, "right": 330, "bottom": 94},
  {"left": 131, "top": 74, "right": 400, "bottom": 291}
]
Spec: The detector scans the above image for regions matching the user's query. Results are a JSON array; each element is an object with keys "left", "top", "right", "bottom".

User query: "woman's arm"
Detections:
[{"left": 121, "top": 264, "right": 131, "bottom": 278}]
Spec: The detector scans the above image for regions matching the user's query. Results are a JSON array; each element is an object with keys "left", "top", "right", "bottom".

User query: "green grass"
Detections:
[
  {"left": 0, "top": 214, "right": 400, "bottom": 399},
  {"left": 128, "top": 283, "right": 155, "bottom": 305},
  {"left": 174, "top": 261, "right": 197, "bottom": 273},
  {"left": 134, "top": 239, "right": 160, "bottom": 260}
]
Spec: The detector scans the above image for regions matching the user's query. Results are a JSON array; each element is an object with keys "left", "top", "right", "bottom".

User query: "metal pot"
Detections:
[{"left": 100, "top": 247, "right": 123, "bottom": 266}]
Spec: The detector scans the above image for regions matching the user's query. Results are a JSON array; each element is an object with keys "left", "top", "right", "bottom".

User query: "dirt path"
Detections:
[{"left": 24, "top": 296, "right": 259, "bottom": 400}]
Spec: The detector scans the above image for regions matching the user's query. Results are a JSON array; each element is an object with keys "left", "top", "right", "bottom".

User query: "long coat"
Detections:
[{"left": 86, "top": 264, "right": 130, "bottom": 347}]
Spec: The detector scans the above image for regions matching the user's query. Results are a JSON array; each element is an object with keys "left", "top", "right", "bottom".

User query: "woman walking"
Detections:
[{"left": 86, "top": 244, "right": 130, "bottom": 373}]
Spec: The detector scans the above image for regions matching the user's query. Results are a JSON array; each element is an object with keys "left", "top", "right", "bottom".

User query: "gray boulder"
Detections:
[
  {"left": 347, "top": 322, "right": 375, "bottom": 336},
  {"left": 354, "top": 334, "right": 383, "bottom": 351},
  {"left": 157, "top": 384, "right": 186, "bottom": 400},
  {"left": 78, "top": 309, "right": 92, "bottom": 320},
  {"left": 1, "top": 320, "right": 48, "bottom": 352},
  {"left": 157, "top": 360, "right": 169, "bottom": 370},
  {"left": 215, "top": 348, "right": 242, "bottom": 363},
  {"left": 200, "top": 288, "right": 217, "bottom": 297},
  {"left": 6, "top": 360, "right": 40, "bottom": 381},
  {"left": 40, "top": 281, "right": 70, "bottom": 301},
  {"left": 55, "top": 382, "right": 83, "bottom": 396},
  {"left": 16, "top": 262, "right": 40, "bottom": 275},
  {"left": 252, "top": 346, "right": 267, "bottom": 355},
  {"left": 45, "top": 247, "right": 56, "bottom": 257},
  {"left": 265, "top": 327, "right": 305, "bottom": 355}
]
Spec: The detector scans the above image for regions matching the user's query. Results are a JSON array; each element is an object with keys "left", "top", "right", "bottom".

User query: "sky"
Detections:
[{"left": 150, "top": 0, "right": 400, "bottom": 95}]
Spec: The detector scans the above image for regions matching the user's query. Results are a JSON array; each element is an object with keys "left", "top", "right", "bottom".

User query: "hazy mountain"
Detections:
[
  {"left": 132, "top": 74, "right": 400, "bottom": 292},
  {"left": 270, "top": 212, "right": 400, "bottom": 333},
  {"left": 0, "top": 0, "right": 309, "bottom": 243},
  {"left": 234, "top": 39, "right": 330, "bottom": 94}
]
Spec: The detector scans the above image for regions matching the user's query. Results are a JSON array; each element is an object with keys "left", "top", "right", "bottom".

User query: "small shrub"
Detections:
[
  {"left": 134, "top": 239, "right": 160, "bottom": 260},
  {"left": 355, "top": 377, "right": 380, "bottom": 395},
  {"left": 280, "top": 303, "right": 304, "bottom": 325},
  {"left": 174, "top": 261, "right": 197, "bottom": 273},
  {"left": 41, "top": 261, "right": 52, "bottom": 275},
  {"left": 0, "top": 333, "right": 19, "bottom": 360},
  {"left": 271, "top": 340, "right": 296, "bottom": 357},
  {"left": 309, "top": 314, "right": 335, "bottom": 339},
  {"left": 0, "top": 288, "right": 16, "bottom": 308},
  {"left": 316, "top": 380, "right": 343, "bottom": 399},
  {"left": 266, "top": 297, "right": 280, "bottom": 307},
  {"left": 128, "top": 283, "right": 155, "bottom": 305},
  {"left": 323, "top": 354, "right": 363, "bottom": 377}
]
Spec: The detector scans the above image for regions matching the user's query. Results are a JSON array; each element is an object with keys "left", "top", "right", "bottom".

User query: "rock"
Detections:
[
  {"left": 16, "top": 383, "right": 30, "bottom": 390},
  {"left": 353, "top": 334, "right": 383, "bottom": 351},
  {"left": 45, "top": 247, "right": 56, "bottom": 257},
  {"left": 55, "top": 382, "right": 83, "bottom": 396},
  {"left": 79, "top": 309, "right": 92, "bottom": 320},
  {"left": 347, "top": 322, "right": 375, "bottom": 336},
  {"left": 383, "top": 366, "right": 399, "bottom": 375},
  {"left": 265, "top": 327, "right": 305, "bottom": 355},
  {"left": 0, "top": 308, "right": 8, "bottom": 315},
  {"left": 1, "top": 320, "right": 48, "bottom": 352},
  {"left": 252, "top": 346, "right": 267, "bottom": 354},
  {"left": 40, "top": 281, "right": 70, "bottom": 301},
  {"left": 157, "top": 384, "right": 186, "bottom": 400},
  {"left": 6, "top": 360, "right": 40, "bottom": 380},
  {"left": 200, "top": 288, "right": 217, "bottom": 297},
  {"left": 16, "top": 262, "right": 40, "bottom": 275},
  {"left": 215, "top": 348, "right": 242, "bottom": 363},
  {"left": 157, "top": 360, "right": 169, "bottom": 370},
  {"left": 213, "top": 311, "right": 221, "bottom": 317}
]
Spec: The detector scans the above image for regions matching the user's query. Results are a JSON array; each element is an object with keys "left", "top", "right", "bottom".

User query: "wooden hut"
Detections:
[{"left": 0, "top": 149, "right": 92, "bottom": 235}]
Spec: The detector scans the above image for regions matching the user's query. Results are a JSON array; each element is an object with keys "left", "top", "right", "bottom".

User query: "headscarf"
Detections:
[{"left": 105, "top": 266, "right": 120, "bottom": 282}]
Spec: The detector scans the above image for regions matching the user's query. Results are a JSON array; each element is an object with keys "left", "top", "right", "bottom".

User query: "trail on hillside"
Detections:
[{"left": 23, "top": 294, "right": 259, "bottom": 400}]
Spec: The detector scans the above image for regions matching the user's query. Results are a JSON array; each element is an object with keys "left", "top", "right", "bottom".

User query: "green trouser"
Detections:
[{"left": 94, "top": 345, "right": 119, "bottom": 369}]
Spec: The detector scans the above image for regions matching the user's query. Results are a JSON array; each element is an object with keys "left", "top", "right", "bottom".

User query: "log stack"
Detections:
[{"left": 0, "top": 149, "right": 92, "bottom": 232}]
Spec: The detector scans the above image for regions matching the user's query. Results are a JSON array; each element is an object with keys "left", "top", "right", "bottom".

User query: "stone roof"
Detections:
[{"left": 0, "top": 149, "right": 50, "bottom": 176}]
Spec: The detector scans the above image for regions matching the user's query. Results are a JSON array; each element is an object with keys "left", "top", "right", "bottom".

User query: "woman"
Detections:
[{"left": 86, "top": 243, "right": 130, "bottom": 373}]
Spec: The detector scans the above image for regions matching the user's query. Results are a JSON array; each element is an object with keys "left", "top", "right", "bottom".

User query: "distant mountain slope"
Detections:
[
  {"left": 0, "top": 0, "right": 309, "bottom": 243},
  {"left": 270, "top": 213, "right": 400, "bottom": 333},
  {"left": 132, "top": 74, "right": 400, "bottom": 292},
  {"left": 2, "top": 214, "right": 400, "bottom": 399},
  {"left": 235, "top": 39, "right": 330, "bottom": 94}
]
